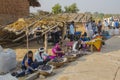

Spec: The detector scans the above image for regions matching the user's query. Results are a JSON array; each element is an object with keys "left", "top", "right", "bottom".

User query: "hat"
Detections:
[{"left": 39, "top": 47, "right": 45, "bottom": 52}]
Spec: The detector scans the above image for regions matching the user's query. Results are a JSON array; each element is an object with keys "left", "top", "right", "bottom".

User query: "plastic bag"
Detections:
[{"left": 0, "top": 49, "right": 16, "bottom": 74}]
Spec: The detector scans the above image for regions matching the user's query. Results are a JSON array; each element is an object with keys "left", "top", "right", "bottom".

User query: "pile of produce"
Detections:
[
  {"left": 39, "top": 65, "right": 52, "bottom": 71},
  {"left": 52, "top": 58, "right": 64, "bottom": 63}
]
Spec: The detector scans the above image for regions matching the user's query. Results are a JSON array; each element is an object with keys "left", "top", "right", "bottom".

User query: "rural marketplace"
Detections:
[{"left": 0, "top": 0, "right": 120, "bottom": 80}]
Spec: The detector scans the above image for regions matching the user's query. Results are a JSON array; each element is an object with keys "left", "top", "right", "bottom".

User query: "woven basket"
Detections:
[
  {"left": 48, "top": 58, "right": 67, "bottom": 68},
  {"left": 65, "top": 54, "right": 77, "bottom": 62},
  {"left": 39, "top": 65, "right": 53, "bottom": 76}
]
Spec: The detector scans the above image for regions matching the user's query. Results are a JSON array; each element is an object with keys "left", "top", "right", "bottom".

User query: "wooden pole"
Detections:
[
  {"left": 91, "top": 44, "right": 93, "bottom": 53},
  {"left": 26, "top": 27, "right": 29, "bottom": 51},
  {"left": 62, "top": 22, "right": 66, "bottom": 41},
  {"left": 44, "top": 33, "right": 48, "bottom": 53}
]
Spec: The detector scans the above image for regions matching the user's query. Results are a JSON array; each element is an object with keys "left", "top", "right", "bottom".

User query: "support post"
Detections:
[
  {"left": 44, "top": 33, "right": 48, "bottom": 53},
  {"left": 26, "top": 27, "right": 29, "bottom": 51},
  {"left": 62, "top": 22, "right": 66, "bottom": 41},
  {"left": 91, "top": 44, "right": 93, "bottom": 53}
]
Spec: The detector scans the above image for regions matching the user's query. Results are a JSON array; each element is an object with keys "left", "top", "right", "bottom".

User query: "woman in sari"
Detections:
[{"left": 50, "top": 43, "right": 64, "bottom": 59}]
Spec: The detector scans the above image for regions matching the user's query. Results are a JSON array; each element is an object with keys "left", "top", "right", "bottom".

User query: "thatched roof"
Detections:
[
  {"left": 0, "top": 13, "right": 92, "bottom": 46},
  {"left": 28, "top": 0, "right": 41, "bottom": 7}
]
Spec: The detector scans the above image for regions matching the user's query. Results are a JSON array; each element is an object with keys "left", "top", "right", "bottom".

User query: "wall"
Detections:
[{"left": 0, "top": 0, "right": 29, "bottom": 25}]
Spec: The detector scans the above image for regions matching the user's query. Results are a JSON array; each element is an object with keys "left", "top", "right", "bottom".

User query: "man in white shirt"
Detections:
[
  {"left": 72, "top": 40, "right": 82, "bottom": 52},
  {"left": 34, "top": 48, "right": 50, "bottom": 65},
  {"left": 92, "top": 32, "right": 99, "bottom": 39},
  {"left": 104, "top": 20, "right": 109, "bottom": 31}
]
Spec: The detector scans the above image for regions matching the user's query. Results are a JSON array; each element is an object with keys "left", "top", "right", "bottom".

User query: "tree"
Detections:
[
  {"left": 69, "top": 3, "right": 79, "bottom": 13},
  {"left": 52, "top": 3, "right": 62, "bottom": 14},
  {"left": 64, "top": 6, "right": 70, "bottom": 13},
  {"left": 99, "top": 13, "right": 104, "bottom": 19},
  {"left": 64, "top": 3, "right": 79, "bottom": 13}
]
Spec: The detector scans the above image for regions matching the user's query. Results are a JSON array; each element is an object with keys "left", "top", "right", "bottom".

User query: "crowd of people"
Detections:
[
  {"left": 12, "top": 17, "right": 120, "bottom": 78},
  {"left": 103, "top": 17, "right": 120, "bottom": 36}
]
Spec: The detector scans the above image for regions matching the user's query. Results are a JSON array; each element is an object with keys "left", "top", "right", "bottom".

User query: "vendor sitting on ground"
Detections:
[
  {"left": 12, "top": 51, "right": 35, "bottom": 77},
  {"left": 92, "top": 32, "right": 100, "bottom": 39},
  {"left": 34, "top": 48, "right": 50, "bottom": 65},
  {"left": 51, "top": 42, "right": 64, "bottom": 59},
  {"left": 21, "top": 51, "right": 35, "bottom": 73},
  {"left": 80, "top": 34, "right": 90, "bottom": 41},
  {"left": 80, "top": 34, "right": 90, "bottom": 51},
  {"left": 72, "top": 40, "right": 82, "bottom": 52}
]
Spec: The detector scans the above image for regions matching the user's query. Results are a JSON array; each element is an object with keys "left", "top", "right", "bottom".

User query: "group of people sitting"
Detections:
[
  {"left": 13, "top": 42, "right": 65, "bottom": 77},
  {"left": 72, "top": 31, "right": 102, "bottom": 52}
]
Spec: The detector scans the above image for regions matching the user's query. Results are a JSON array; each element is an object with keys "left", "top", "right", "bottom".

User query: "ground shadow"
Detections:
[{"left": 101, "top": 36, "right": 120, "bottom": 54}]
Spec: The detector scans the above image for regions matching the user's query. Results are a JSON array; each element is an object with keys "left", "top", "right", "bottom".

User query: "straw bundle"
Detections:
[{"left": 4, "top": 18, "right": 30, "bottom": 32}]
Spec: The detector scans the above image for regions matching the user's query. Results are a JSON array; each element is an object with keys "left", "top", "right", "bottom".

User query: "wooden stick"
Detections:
[
  {"left": 62, "top": 22, "right": 66, "bottom": 41},
  {"left": 44, "top": 33, "right": 48, "bottom": 53},
  {"left": 26, "top": 26, "right": 29, "bottom": 51},
  {"left": 91, "top": 44, "right": 93, "bottom": 53},
  {"left": 42, "top": 23, "right": 59, "bottom": 36}
]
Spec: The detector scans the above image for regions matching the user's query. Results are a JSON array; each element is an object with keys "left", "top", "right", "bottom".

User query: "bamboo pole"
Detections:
[
  {"left": 62, "top": 22, "right": 66, "bottom": 41},
  {"left": 26, "top": 26, "right": 29, "bottom": 51},
  {"left": 91, "top": 44, "right": 93, "bottom": 53},
  {"left": 44, "top": 33, "right": 48, "bottom": 53}
]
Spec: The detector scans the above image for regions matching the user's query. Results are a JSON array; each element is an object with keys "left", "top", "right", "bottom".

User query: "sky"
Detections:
[{"left": 30, "top": 0, "right": 120, "bottom": 14}]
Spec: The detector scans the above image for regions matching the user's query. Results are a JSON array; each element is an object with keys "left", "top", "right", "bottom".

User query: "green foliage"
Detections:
[
  {"left": 64, "top": 6, "right": 70, "bottom": 13},
  {"left": 64, "top": 3, "right": 79, "bottom": 13},
  {"left": 52, "top": 3, "right": 62, "bottom": 14},
  {"left": 93, "top": 12, "right": 104, "bottom": 20}
]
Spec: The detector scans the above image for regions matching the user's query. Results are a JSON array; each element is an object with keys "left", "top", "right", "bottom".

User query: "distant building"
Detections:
[{"left": 0, "top": 0, "right": 40, "bottom": 25}]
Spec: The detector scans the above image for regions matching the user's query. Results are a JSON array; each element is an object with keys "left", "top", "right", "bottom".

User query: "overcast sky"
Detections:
[{"left": 30, "top": 0, "right": 120, "bottom": 14}]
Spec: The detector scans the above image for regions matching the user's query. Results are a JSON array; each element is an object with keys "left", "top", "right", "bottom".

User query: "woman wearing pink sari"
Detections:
[{"left": 50, "top": 43, "right": 64, "bottom": 59}]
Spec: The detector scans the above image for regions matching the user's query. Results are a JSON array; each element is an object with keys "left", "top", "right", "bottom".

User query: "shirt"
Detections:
[
  {"left": 114, "top": 21, "right": 119, "bottom": 27},
  {"left": 34, "top": 51, "right": 48, "bottom": 62},
  {"left": 104, "top": 21, "right": 108, "bottom": 27},
  {"left": 69, "top": 24, "right": 75, "bottom": 34},
  {"left": 72, "top": 41, "right": 78, "bottom": 52},
  {"left": 112, "top": 22, "right": 115, "bottom": 27},
  {"left": 88, "top": 22, "right": 92, "bottom": 30}
]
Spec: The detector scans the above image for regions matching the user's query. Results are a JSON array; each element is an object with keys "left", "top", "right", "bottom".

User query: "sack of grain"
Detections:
[{"left": 0, "top": 49, "right": 16, "bottom": 74}]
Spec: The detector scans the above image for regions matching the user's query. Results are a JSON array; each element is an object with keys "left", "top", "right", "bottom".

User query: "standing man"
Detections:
[
  {"left": 69, "top": 21, "right": 75, "bottom": 41},
  {"left": 97, "top": 20, "right": 102, "bottom": 33},
  {"left": 104, "top": 20, "right": 109, "bottom": 31},
  {"left": 114, "top": 20, "right": 119, "bottom": 28}
]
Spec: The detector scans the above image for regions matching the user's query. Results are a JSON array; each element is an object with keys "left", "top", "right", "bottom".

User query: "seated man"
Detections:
[
  {"left": 92, "top": 32, "right": 99, "bottom": 39},
  {"left": 34, "top": 48, "right": 50, "bottom": 66},
  {"left": 72, "top": 40, "right": 82, "bottom": 52}
]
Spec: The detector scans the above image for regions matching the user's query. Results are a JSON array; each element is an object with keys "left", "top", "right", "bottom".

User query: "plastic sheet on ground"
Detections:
[{"left": 0, "top": 74, "right": 18, "bottom": 80}]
